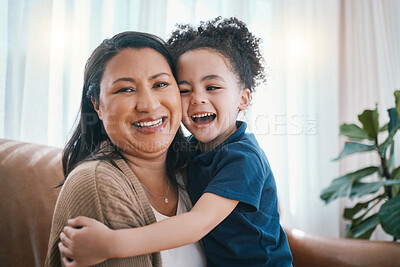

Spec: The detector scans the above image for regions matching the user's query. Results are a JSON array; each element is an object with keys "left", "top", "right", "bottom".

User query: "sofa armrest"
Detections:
[
  {"left": 285, "top": 227, "right": 400, "bottom": 267},
  {"left": 0, "top": 139, "right": 63, "bottom": 267}
]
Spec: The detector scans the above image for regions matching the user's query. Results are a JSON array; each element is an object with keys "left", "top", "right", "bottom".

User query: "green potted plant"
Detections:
[{"left": 320, "top": 90, "right": 400, "bottom": 241}]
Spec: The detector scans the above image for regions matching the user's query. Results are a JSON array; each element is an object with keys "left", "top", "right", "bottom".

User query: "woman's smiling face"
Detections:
[{"left": 94, "top": 48, "right": 182, "bottom": 159}]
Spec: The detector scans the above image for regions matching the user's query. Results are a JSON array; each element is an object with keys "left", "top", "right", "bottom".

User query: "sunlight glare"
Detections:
[{"left": 285, "top": 33, "right": 313, "bottom": 62}]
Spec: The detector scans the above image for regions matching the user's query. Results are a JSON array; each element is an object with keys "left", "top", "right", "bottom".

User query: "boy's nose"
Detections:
[{"left": 190, "top": 91, "right": 207, "bottom": 105}]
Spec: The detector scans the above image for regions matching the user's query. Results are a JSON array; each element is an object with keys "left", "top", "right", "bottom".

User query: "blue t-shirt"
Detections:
[{"left": 187, "top": 121, "right": 293, "bottom": 267}]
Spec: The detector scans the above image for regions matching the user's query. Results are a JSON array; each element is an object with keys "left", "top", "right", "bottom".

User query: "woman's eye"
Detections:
[
  {"left": 154, "top": 82, "right": 169, "bottom": 88},
  {"left": 117, "top": 87, "right": 135, "bottom": 93},
  {"left": 206, "top": 86, "right": 221, "bottom": 91}
]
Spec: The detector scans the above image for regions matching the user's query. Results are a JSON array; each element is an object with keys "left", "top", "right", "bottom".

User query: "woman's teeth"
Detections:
[{"left": 133, "top": 118, "right": 163, "bottom": 128}]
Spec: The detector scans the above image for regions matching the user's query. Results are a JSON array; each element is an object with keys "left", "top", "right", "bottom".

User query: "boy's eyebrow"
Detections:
[
  {"left": 201, "top": 75, "right": 225, "bottom": 82},
  {"left": 178, "top": 75, "right": 225, "bottom": 86},
  {"left": 177, "top": 80, "right": 190, "bottom": 86}
]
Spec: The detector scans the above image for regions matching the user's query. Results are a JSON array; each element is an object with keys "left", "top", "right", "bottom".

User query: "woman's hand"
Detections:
[{"left": 58, "top": 216, "right": 115, "bottom": 267}]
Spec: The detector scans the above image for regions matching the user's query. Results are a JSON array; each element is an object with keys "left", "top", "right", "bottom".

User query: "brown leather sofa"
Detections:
[{"left": 1, "top": 138, "right": 399, "bottom": 267}]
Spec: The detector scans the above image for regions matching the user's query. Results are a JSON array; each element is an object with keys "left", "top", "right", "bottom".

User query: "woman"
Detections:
[{"left": 45, "top": 31, "right": 206, "bottom": 266}]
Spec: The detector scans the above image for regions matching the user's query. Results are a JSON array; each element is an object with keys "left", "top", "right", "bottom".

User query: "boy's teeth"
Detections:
[
  {"left": 191, "top": 112, "right": 216, "bottom": 124},
  {"left": 192, "top": 113, "right": 214, "bottom": 118},
  {"left": 134, "top": 118, "right": 163, "bottom": 128}
]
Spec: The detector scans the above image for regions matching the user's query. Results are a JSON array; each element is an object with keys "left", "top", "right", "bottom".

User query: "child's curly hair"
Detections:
[{"left": 167, "top": 16, "right": 265, "bottom": 93}]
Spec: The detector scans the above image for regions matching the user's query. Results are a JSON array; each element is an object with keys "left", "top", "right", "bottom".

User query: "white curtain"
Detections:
[
  {"left": 339, "top": 0, "right": 400, "bottom": 240},
  {"left": 1, "top": 0, "right": 399, "bottom": 239},
  {"left": 0, "top": 0, "right": 171, "bottom": 147},
  {"left": 249, "top": 0, "right": 340, "bottom": 237}
]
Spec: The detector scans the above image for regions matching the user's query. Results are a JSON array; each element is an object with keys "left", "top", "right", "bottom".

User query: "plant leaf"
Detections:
[
  {"left": 333, "top": 142, "right": 375, "bottom": 161},
  {"left": 358, "top": 108, "right": 379, "bottom": 140},
  {"left": 378, "top": 194, "right": 400, "bottom": 239},
  {"left": 379, "top": 123, "right": 389, "bottom": 132},
  {"left": 350, "top": 214, "right": 379, "bottom": 239},
  {"left": 320, "top": 177, "right": 353, "bottom": 204},
  {"left": 343, "top": 197, "right": 381, "bottom": 220},
  {"left": 320, "top": 166, "right": 379, "bottom": 203},
  {"left": 345, "top": 223, "right": 353, "bottom": 238},
  {"left": 379, "top": 123, "right": 400, "bottom": 153},
  {"left": 388, "top": 107, "right": 399, "bottom": 133},
  {"left": 391, "top": 167, "right": 400, "bottom": 198},
  {"left": 350, "top": 180, "right": 400, "bottom": 199},
  {"left": 345, "top": 223, "right": 374, "bottom": 239},
  {"left": 388, "top": 142, "right": 395, "bottom": 169},
  {"left": 356, "top": 228, "right": 376, "bottom": 239},
  {"left": 394, "top": 90, "right": 400, "bottom": 120},
  {"left": 350, "top": 182, "right": 383, "bottom": 198},
  {"left": 339, "top": 124, "right": 370, "bottom": 140},
  {"left": 391, "top": 166, "right": 400, "bottom": 179},
  {"left": 392, "top": 182, "right": 400, "bottom": 198}
]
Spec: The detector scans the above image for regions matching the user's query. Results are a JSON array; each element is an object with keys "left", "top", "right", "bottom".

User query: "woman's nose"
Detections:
[{"left": 135, "top": 88, "right": 160, "bottom": 112}]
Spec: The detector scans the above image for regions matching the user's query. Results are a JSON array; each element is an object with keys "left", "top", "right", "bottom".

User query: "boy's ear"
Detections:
[
  {"left": 238, "top": 88, "right": 250, "bottom": 111},
  {"left": 91, "top": 97, "right": 103, "bottom": 120}
]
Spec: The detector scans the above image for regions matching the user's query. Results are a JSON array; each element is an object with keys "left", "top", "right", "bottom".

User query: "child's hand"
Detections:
[{"left": 58, "top": 216, "right": 115, "bottom": 267}]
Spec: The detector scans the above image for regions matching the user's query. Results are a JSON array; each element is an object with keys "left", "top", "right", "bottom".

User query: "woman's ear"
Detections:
[
  {"left": 91, "top": 97, "right": 102, "bottom": 120},
  {"left": 238, "top": 88, "right": 250, "bottom": 111}
]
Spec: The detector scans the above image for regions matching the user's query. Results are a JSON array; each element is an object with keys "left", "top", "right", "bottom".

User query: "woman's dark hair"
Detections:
[
  {"left": 167, "top": 16, "right": 265, "bottom": 93},
  {"left": 62, "top": 31, "right": 189, "bottom": 184}
]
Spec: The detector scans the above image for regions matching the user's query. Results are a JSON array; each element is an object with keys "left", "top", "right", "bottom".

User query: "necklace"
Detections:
[{"left": 141, "top": 180, "right": 170, "bottom": 204}]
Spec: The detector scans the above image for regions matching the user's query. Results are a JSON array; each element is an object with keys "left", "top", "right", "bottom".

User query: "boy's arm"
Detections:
[
  {"left": 113, "top": 192, "right": 238, "bottom": 258},
  {"left": 60, "top": 192, "right": 238, "bottom": 262}
]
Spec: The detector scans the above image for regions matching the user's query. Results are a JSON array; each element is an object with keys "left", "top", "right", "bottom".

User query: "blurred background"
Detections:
[{"left": 1, "top": 0, "right": 399, "bottom": 240}]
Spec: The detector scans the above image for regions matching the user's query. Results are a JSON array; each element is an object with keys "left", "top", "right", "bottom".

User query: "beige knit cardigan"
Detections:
[{"left": 45, "top": 158, "right": 162, "bottom": 267}]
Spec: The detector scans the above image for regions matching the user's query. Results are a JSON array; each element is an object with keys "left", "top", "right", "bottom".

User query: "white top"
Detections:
[{"left": 151, "top": 187, "right": 207, "bottom": 267}]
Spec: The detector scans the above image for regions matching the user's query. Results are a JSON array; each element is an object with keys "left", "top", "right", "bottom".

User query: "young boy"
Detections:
[{"left": 59, "top": 17, "right": 293, "bottom": 266}]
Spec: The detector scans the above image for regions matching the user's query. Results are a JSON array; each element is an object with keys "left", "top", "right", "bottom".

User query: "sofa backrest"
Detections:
[
  {"left": 1, "top": 138, "right": 400, "bottom": 267},
  {"left": 0, "top": 139, "right": 63, "bottom": 267}
]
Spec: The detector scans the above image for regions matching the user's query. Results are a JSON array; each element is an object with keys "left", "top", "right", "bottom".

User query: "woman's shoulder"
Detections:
[
  {"left": 61, "top": 159, "right": 145, "bottom": 216},
  {"left": 65, "top": 159, "right": 129, "bottom": 191},
  {"left": 69, "top": 158, "right": 122, "bottom": 176}
]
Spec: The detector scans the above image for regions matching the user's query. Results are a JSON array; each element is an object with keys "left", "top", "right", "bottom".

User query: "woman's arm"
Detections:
[
  {"left": 48, "top": 161, "right": 157, "bottom": 267},
  {"left": 60, "top": 192, "right": 238, "bottom": 265}
]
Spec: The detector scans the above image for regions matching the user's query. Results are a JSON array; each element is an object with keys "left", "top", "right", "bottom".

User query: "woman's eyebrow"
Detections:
[
  {"left": 112, "top": 77, "right": 135, "bottom": 84},
  {"left": 111, "top": 73, "right": 170, "bottom": 84},
  {"left": 150, "top": 72, "right": 171, "bottom": 80}
]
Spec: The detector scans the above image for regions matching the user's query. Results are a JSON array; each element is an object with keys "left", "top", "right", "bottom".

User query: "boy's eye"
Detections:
[
  {"left": 153, "top": 82, "right": 169, "bottom": 88},
  {"left": 117, "top": 87, "right": 135, "bottom": 93},
  {"left": 206, "top": 86, "right": 221, "bottom": 91},
  {"left": 179, "top": 89, "right": 190, "bottom": 94}
]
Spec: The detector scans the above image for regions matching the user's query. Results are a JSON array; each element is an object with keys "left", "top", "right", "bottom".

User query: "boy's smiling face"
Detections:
[{"left": 177, "top": 48, "right": 250, "bottom": 151}]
